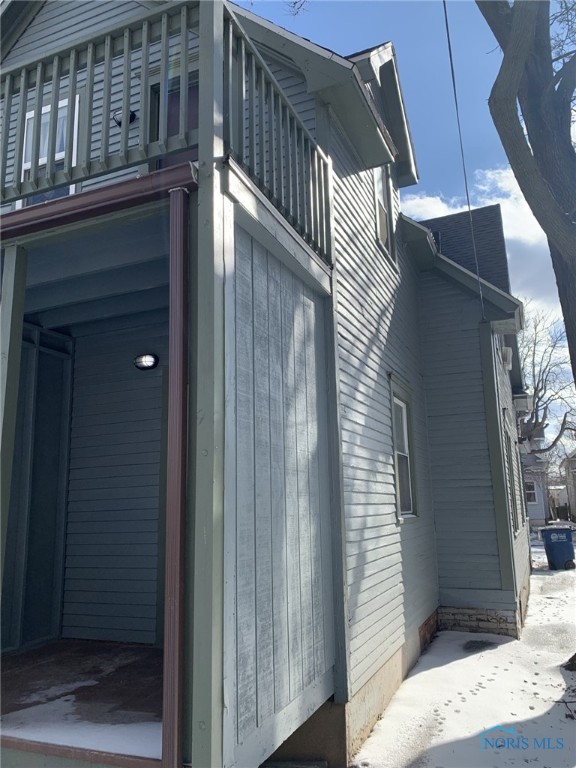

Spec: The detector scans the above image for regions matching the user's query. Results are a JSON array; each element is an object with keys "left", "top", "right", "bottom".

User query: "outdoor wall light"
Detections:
[
  {"left": 134, "top": 354, "right": 159, "bottom": 370},
  {"left": 112, "top": 108, "right": 137, "bottom": 127}
]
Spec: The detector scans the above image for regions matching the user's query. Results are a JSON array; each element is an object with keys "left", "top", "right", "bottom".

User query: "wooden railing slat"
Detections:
[
  {"left": 258, "top": 67, "right": 266, "bottom": 189},
  {"left": 224, "top": 18, "right": 234, "bottom": 150},
  {"left": 63, "top": 48, "right": 77, "bottom": 179},
  {"left": 80, "top": 43, "right": 95, "bottom": 175},
  {"left": 29, "top": 62, "right": 44, "bottom": 184},
  {"left": 45, "top": 55, "right": 61, "bottom": 179},
  {"left": 139, "top": 21, "right": 150, "bottom": 154},
  {"left": 178, "top": 4, "right": 188, "bottom": 143},
  {"left": 120, "top": 29, "right": 132, "bottom": 162},
  {"left": 100, "top": 36, "right": 112, "bottom": 164},
  {"left": 0, "top": 74, "right": 13, "bottom": 190},
  {"left": 158, "top": 13, "right": 169, "bottom": 152},
  {"left": 12, "top": 68, "right": 28, "bottom": 192},
  {"left": 237, "top": 36, "right": 246, "bottom": 163}
]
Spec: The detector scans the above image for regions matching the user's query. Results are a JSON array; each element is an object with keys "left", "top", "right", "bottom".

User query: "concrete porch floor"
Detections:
[{"left": 1, "top": 639, "right": 163, "bottom": 759}]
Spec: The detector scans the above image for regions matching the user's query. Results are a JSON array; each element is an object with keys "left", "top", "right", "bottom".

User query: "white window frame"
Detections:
[
  {"left": 16, "top": 96, "right": 79, "bottom": 209},
  {"left": 374, "top": 164, "right": 395, "bottom": 261},
  {"left": 392, "top": 392, "right": 415, "bottom": 518},
  {"left": 525, "top": 480, "right": 537, "bottom": 504}
]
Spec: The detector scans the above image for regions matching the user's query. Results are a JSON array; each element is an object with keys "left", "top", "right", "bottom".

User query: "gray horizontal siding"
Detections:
[
  {"left": 261, "top": 53, "right": 316, "bottom": 137},
  {"left": 61, "top": 324, "right": 167, "bottom": 644},
  {"left": 331, "top": 120, "right": 437, "bottom": 695},
  {"left": 419, "top": 271, "right": 502, "bottom": 594},
  {"left": 3, "top": 1, "right": 145, "bottom": 68}
]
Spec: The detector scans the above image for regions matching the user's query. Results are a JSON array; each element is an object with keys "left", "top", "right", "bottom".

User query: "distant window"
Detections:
[
  {"left": 505, "top": 432, "right": 520, "bottom": 533},
  {"left": 525, "top": 480, "right": 537, "bottom": 504},
  {"left": 374, "top": 165, "right": 393, "bottom": 258},
  {"left": 19, "top": 97, "right": 78, "bottom": 207},
  {"left": 392, "top": 395, "right": 413, "bottom": 516}
]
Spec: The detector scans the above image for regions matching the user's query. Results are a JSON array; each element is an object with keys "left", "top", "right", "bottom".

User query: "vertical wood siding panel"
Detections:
[
  {"left": 281, "top": 264, "right": 304, "bottom": 700},
  {"left": 267, "top": 255, "right": 291, "bottom": 712},
  {"left": 252, "top": 241, "right": 275, "bottom": 724},
  {"left": 231, "top": 229, "right": 334, "bottom": 763},
  {"left": 235, "top": 229, "right": 258, "bottom": 741},
  {"left": 294, "top": 283, "right": 314, "bottom": 689},
  {"left": 303, "top": 290, "right": 326, "bottom": 676}
]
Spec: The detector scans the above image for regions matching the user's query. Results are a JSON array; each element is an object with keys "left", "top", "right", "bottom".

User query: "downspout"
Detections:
[{"left": 163, "top": 187, "right": 189, "bottom": 768}]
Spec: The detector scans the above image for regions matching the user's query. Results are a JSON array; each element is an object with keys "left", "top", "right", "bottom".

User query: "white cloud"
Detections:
[{"left": 401, "top": 167, "right": 560, "bottom": 315}]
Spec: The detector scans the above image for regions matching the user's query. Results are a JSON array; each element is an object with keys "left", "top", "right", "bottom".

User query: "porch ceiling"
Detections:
[{"left": 23, "top": 210, "right": 170, "bottom": 333}]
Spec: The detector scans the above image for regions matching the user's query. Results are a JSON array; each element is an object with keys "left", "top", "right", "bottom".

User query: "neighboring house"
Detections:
[
  {"left": 562, "top": 450, "right": 576, "bottom": 520},
  {"left": 522, "top": 452, "right": 550, "bottom": 529},
  {"left": 0, "top": 3, "right": 530, "bottom": 768}
]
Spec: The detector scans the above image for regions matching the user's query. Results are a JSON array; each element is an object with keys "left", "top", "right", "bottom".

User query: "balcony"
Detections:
[{"left": 0, "top": 1, "right": 331, "bottom": 261}]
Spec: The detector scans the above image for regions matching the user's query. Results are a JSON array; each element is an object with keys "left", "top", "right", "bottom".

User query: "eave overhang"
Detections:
[
  {"left": 401, "top": 213, "right": 524, "bottom": 334},
  {"left": 0, "top": 0, "right": 44, "bottom": 62},
  {"left": 229, "top": 2, "right": 397, "bottom": 169},
  {"left": 348, "top": 43, "right": 418, "bottom": 187}
]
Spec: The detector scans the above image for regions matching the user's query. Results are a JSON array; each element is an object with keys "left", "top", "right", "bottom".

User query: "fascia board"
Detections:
[{"left": 350, "top": 44, "right": 418, "bottom": 186}]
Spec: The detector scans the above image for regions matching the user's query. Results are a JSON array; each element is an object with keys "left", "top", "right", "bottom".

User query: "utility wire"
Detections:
[{"left": 442, "top": 0, "right": 486, "bottom": 321}]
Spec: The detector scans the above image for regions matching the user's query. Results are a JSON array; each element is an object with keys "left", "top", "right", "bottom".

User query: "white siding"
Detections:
[{"left": 331, "top": 122, "right": 437, "bottom": 695}]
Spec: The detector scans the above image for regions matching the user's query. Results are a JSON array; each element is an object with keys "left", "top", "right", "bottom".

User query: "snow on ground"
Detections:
[
  {"left": 351, "top": 536, "right": 576, "bottom": 768},
  {"left": 1, "top": 695, "right": 162, "bottom": 759}
]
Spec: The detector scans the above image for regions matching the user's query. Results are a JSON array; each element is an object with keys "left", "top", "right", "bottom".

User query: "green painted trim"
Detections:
[
  {"left": 479, "top": 321, "right": 516, "bottom": 592},
  {"left": 189, "top": 4, "right": 226, "bottom": 767},
  {"left": 1, "top": 244, "right": 27, "bottom": 591}
]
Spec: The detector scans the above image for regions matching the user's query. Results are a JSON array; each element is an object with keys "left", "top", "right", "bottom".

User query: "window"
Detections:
[
  {"left": 19, "top": 97, "right": 78, "bottom": 207},
  {"left": 374, "top": 165, "right": 393, "bottom": 257},
  {"left": 525, "top": 480, "right": 537, "bottom": 504},
  {"left": 504, "top": 432, "right": 520, "bottom": 533},
  {"left": 151, "top": 77, "right": 199, "bottom": 168},
  {"left": 392, "top": 395, "right": 414, "bottom": 516}
]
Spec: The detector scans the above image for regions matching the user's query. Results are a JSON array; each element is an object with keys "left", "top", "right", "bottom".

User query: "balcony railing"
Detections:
[
  {"left": 223, "top": 10, "right": 331, "bottom": 260},
  {"left": 1, "top": 1, "right": 331, "bottom": 261}
]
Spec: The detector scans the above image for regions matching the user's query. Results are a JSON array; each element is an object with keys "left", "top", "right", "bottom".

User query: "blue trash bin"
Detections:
[{"left": 540, "top": 527, "right": 575, "bottom": 570}]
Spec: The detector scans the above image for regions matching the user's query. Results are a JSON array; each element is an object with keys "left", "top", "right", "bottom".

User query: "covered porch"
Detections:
[{"left": 1, "top": 167, "right": 194, "bottom": 768}]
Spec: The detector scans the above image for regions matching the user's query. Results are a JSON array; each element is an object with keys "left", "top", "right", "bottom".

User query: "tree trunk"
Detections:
[{"left": 550, "top": 241, "right": 576, "bottom": 385}]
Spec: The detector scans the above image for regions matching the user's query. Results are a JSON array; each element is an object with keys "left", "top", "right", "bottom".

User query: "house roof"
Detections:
[
  {"left": 420, "top": 204, "right": 511, "bottom": 294},
  {"left": 401, "top": 213, "right": 523, "bottom": 334}
]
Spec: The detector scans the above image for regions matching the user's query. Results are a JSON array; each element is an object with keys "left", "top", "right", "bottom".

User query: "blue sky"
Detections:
[{"left": 235, "top": 0, "right": 560, "bottom": 314}]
